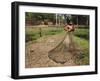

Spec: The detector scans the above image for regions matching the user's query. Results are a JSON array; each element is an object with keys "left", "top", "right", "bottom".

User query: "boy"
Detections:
[{"left": 64, "top": 22, "right": 75, "bottom": 32}]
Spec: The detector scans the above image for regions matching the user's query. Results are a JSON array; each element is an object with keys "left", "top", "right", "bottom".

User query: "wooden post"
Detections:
[
  {"left": 56, "top": 13, "right": 58, "bottom": 26},
  {"left": 77, "top": 15, "right": 79, "bottom": 28},
  {"left": 39, "top": 27, "right": 42, "bottom": 37}
]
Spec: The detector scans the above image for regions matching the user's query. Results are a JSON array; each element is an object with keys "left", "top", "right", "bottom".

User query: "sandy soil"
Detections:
[{"left": 25, "top": 33, "right": 77, "bottom": 68}]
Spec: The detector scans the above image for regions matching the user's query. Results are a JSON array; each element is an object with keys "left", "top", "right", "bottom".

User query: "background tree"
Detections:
[{"left": 25, "top": 12, "right": 89, "bottom": 27}]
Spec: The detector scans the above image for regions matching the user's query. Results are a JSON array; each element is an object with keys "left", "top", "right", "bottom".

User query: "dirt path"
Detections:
[{"left": 25, "top": 33, "right": 77, "bottom": 68}]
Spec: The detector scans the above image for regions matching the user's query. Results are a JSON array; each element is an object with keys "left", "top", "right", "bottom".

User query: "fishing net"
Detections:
[
  {"left": 48, "top": 14, "right": 82, "bottom": 64},
  {"left": 48, "top": 31, "right": 81, "bottom": 64}
]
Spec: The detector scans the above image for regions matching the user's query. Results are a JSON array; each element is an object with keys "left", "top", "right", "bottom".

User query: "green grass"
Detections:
[
  {"left": 25, "top": 27, "right": 89, "bottom": 42},
  {"left": 74, "top": 28, "right": 89, "bottom": 40},
  {"left": 73, "top": 28, "right": 89, "bottom": 65},
  {"left": 25, "top": 27, "right": 64, "bottom": 42},
  {"left": 73, "top": 36, "right": 89, "bottom": 65}
]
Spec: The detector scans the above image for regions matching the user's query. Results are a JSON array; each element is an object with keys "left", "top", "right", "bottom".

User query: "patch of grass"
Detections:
[
  {"left": 74, "top": 28, "right": 89, "bottom": 40},
  {"left": 74, "top": 36, "right": 89, "bottom": 65},
  {"left": 44, "top": 29, "right": 63, "bottom": 35},
  {"left": 25, "top": 27, "right": 64, "bottom": 42},
  {"left": 25, "top": 34, "right": 40, "bottom": 42}
]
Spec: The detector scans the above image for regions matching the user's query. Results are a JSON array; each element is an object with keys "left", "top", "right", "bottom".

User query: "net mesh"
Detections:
[{"left": 48, "top": 32, "right": 81, "bottom": 64}]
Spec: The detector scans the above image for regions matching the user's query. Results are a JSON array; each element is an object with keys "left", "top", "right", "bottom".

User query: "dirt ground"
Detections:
[{"left": 25, "top": 33, "right": 77, "bottom": 68}]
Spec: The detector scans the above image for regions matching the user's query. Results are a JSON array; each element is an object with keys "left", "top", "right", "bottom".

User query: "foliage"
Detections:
[
  {"left": 25, "top": 12, "right": 89, "bottom": 26},
  {"left": 25, "top": 12, "right": 55, "bottom": 25}
]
